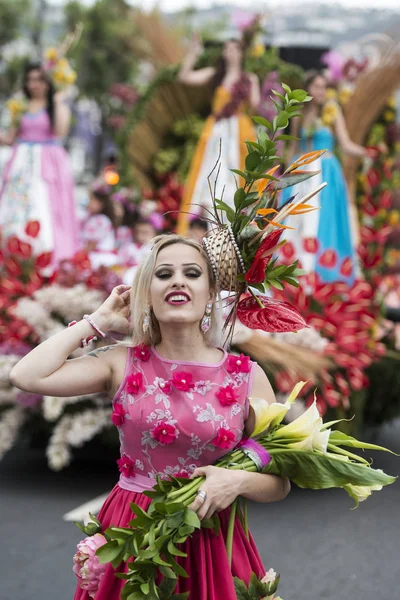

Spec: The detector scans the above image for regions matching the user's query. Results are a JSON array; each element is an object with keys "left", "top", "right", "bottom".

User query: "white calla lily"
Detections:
[
  {"left": 344, "top": 482, "right": 384, "bottom": 507},
  {"left": 250, "top": 381, "right": 308, "bottom": 438},
  {"left": 312, "top": 427, "right": 331, "bottom": 453},
  {"left": 273, "top": 400, "right": 321, "bottom": 441}
]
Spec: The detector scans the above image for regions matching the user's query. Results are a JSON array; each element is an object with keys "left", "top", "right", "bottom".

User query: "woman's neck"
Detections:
[{"left": 155, "top": 325, "right": 219, "bottom": 363}]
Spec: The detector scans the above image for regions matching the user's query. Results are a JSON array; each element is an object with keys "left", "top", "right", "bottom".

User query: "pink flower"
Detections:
[
  {"left": 111, "top": 403, "right": 126, "bottom": 426},
  {"left": 216, "top": 385, "right": 239, "bottom": 406},
  {"left": 134, "top": 344, "right": 151, "bottom": 362},
  {"left": 126, "top": 372, "right": 144, "bottom": 394},
  {"left": 212, "top": 427, "right": 236, "bottom": 449},
  {"left": 226, "top": 353, "right": 251, "bottom": 374},
  {"left": 151, "top": 422, "right": 178, "bottom": 445},
  {"left": 171, "top": 371, "right": 194, "bottom": 391},
  {"left": 158, "top": 379, "right": 172, "bottom": 394},
  {"left": 73, "top": 533, "right": 108, "bottom": 599},
  {"left": 116, "top": 454, "right": 136, "bottom": 477}
]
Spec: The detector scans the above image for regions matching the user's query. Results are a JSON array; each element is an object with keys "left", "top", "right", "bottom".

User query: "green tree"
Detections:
[{"left": 0, "top": 0, "right": 30, "bottom": 47}]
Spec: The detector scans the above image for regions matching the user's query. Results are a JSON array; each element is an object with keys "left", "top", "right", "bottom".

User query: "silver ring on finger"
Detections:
[{"left": 196, "top": 489, "right": 207, "bottom": 503}]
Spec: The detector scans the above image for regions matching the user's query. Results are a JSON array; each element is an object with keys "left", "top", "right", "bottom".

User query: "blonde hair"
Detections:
[{"left": 130, "top": 234, "right": 222, "bottom": 347}]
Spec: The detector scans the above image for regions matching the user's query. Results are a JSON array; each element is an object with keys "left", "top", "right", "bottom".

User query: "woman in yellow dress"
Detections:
[{"left": 177, "top": 36, "right": 260, "bottom": 235}]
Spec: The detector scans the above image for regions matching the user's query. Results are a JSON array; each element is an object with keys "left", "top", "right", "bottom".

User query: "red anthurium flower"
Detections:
[
  {"left": 126, "top": 372, "right": 144, "bottom": 395},
  {"left": 226, "top": 353, "right": 251, "bottom": 374},
  {"left": 366, "top": 168, "right": 381, "bottom": 188},
  {"left": 323, "top": 385, "right": 340, "bottom": 408},
  {"left": 238, "top": 296, "right": 307, "bottom": 333},
  {"left": 340, "top": 257, "right": 353, "bottom": 278},
  {"left": 35, "top": 252, "right": 53, "bottom": 270},
  {"left": 216, "top": 385, "right": 239, "bottom": 406},
  {"left": 111, "top": 402, "right": 126, "bottom": 426},
  {"left": 6, "top": 236, "right": 21, "bottom": 255},
  {"left": 336, "top": 374, "right": 349, "bottom": 397},
  {"left": 380, "top": 190, "right": 392, "bottom": 210},
  {"left": 348, "top": 281, "right": 373, "bottom": 302},
  {"left": 25, "top": 220, "right": 41, "bottom": 238},
  {"left": 305, "top": 271, "right": 321, "bottom": 289},
  {"left": 318, "top": 249, "right": 338, "bottom": 269},
  {"left": 303, "top": 237, "right": 319, "bottom": 254},
  {"left": 117, "top": 454, "right": 135, "bottom": 477},
  {"left": 134, "top": 344, "right": 151, "bottom": 362},
  {"left": 275, "top": 370, "right": 297, "bottom": 393},
  {"left": 4, "top": 257, "right": 22, "bottom": 277},
  {"left": 212, "top": 427, "right": 236, "bottom": 449},
  {"left": 348, "top": 368, "right": 369, "bottom": 391},
  {"left": 171, "top": 371, "right": 194, "bottom": 392},
  {"left": 151, "top": 422, "right": 178, "bottom": 445},
  {"left": 245, "top": 230, "right": 283, "bottom": 284}
]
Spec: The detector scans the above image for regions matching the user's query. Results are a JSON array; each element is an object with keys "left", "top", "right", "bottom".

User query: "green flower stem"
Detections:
[
  {"left": 249, "top": 287, "right": 264, "bottom": 308},
  {"left": 226, "top": 499, "right": 237, "bottom": 568},
  {"left": 167, "top": 477, "right": 201, "bottom": 500},
  {"left": 243, "top": 498, "right": 249, "bottom": 540}
]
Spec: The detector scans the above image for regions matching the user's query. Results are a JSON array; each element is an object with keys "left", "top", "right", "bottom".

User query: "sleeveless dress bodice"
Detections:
[
  {"left": 17, "top": 109, "right": 58, "bottom": 143},
  {"left": 113, "top": 345, "right": 255, "bottom": 489},
  {"left": 300, "top": 126, "right": 335, "bottom": 153},
  {"left": 211, "top": 86, "right": 248, "bottom": 117}
]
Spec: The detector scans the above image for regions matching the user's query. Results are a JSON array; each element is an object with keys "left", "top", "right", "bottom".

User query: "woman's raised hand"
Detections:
[{"left": 91, "top": 285, "right": 132, "bottom": 335}]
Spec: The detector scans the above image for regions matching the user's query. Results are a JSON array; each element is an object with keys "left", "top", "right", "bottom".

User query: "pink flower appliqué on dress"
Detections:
[
  {"left": 134, "top": 344, "right": 151, "bottom": 362},
  {"left": 212, "top": 427, "right": 236, "bottom": 449},
  {"left": 117, "top": 454, "right": 136, "bottom": 477},
  {"left": 171, "top": 371, "right": 194, "bottom": 392},
  {"left": 216, "top": 385, "right": 240, "bottom": 407},
  {"left": 226, "top": 353, "right": 251, "bottom": 375},
  {"left": 152, "top": 422, "right": 178, "bottom": 445},
  {"left": 158, "top": 379, "right": 172, "bottom": 394},
  {"left": 126, "top": 372, "right": 144, "bottom": 394},
  {"left": 111, "top": 403, "right": 126, "bottom": 426}
]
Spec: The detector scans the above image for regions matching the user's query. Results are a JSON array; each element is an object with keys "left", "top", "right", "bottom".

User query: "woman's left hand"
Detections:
[{"left": 189, "top": 465, "right": 243, "bottom": 520}]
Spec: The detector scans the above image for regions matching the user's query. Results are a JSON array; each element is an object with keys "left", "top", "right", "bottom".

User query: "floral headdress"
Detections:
[
  {"left": 201, "top": 84, "right": 326, "bottom": 335},
  {"left": 42, "top": 25, "right": 82, "bottom": 89}
]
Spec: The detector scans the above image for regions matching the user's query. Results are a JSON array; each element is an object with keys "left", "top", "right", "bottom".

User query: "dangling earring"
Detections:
[
  {"left": 143, "top": 305, "right": 151, "bottom": 333},
  {"left": 201, "top": 302, "right": 212, "bottom": 333}
]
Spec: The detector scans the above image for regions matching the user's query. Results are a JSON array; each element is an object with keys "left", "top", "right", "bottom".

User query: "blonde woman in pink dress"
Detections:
[
  {"left": 10, "top": 234, "right": 290, "bottom": 600},
  {"left": 0, "top": 63, "right": 80, "bottom": 264}
]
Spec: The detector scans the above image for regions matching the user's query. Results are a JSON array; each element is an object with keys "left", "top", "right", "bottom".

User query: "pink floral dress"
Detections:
[{"left": 73, "top": 345, "right": 265, "bottom": 600}]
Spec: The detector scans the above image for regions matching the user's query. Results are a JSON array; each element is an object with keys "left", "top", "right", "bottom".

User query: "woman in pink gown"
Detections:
[
  {"left": 0, "top": 63, "right": 80, "bottom": 264},
  {"left": 10, "top": 235, "right": 290, "bottom": 600}
]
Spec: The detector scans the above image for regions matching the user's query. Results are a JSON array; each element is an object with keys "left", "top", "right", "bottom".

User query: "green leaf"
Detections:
[
  {"left": 171, "top": 594, "right": 190, "bottom": 600},
  {"left": 167, "top": 539, "right": 187, "bottom": 557},
  {"left": 290, "top": 89, "right": 309, "bottom": 102},
  {"left": 140, "top": 582, "right": 150, "bottom": 595},
  {"left": 230, "top": 168, "right": 247, "bottom": 179},
  {"left": 166, "top": 554, "right": 189, "bottom": 578},
  {"left": 275, "top": 134, "right": 299, "bottom": 141},
  {"left": 265, "top": 449, "right": 396, "bottom": 493},
  {"left": 183, "top": 508, "right": 201, "bottom": 529},
  {"left": 234, "top": 187, "right": 246, "bottom": 210},
  {"left": 131, "top": 504, "right": 153, "bottom": 522},
  {"left": 245, "top": 140, "right": 265, "bottom": 153},
  {"left": 268, "top": 279, "right": 284, "bottom": 290},
  {"left": 233, "top": 577, "right": 250, "bottom": 600},
  {"left": 96, "top": 540, "right": 123, "bottom": 564},
  {"left": 74, "top": 521, "right": 89, "bottom": 535},
  {"left": 281, "top": 83, "right": 292, "bottom": 94},
  {"left": 274, "top": 110, "right": 289, "bottom": 130},
  {"left": 252, "top": 116, "right": 272, "bottom": 129},
  {"left": 158, "top": 565, "right": 177, "bottom": 580},
  {"left": 328, "top": 431, "right": 398, "bottom": 455},
  {"left": 159, "top": 575, "right": 177, "bottom": 597},
  {"left": 154, "top": 554, "right": 173, "bottom": 567},
  {"left": 276, "top": 170, "right": 319, "bottom": 190},
  {"left": 282, "top": 276, "right": 299, "bottom": 287},
  {"left": 165, "top": 502, "right": 185, "bottom": 514},
  {"left": 271, "top": 89, "right": 286, "bottom": 102},
  {"left": 105, "top": 527, "right": 133, "bottom": 540},
  {"left": 245, "top": 151, "right": 261, "bottom": 171}
]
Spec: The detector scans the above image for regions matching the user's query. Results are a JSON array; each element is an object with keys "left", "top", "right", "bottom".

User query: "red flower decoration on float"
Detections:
[
  {"left": 237, "top": 296, "right": 307, "bottom": 333},
  {"left": 245, "top": 230, "right": 283, "bottom": 284},
  {"left": 117, "top": 454, "right": 135, "bottom": 477},
  {"left": 216, "top": 385, "right": 240, "bottom": 406},
  {"left": 151, "top": 422, "right": 178, "bottom": 445},
  {"left": 25, "top": 220, "right": 40, "bottom": 239},
  {"left": 126, "top": 372, "right": 144, "bottom": 395},
  {"left": 303, "top": 237, "right": 319, "bottom": 254},
  {"left": 340, "top": 257, "right": 353, "bottom": 278},
  {"left": 318, "top": 249, "right": 338, "bottom": 269},
  {"left": 134, "top": 344, "right": 151, "bottom": 362},
  {"left": 35, "top": 252, "right": 52, "bottom": 270},
  {"left": 212, "top": 427, "right": 235, "bottom": 449},
  {"left": 226, "top": 353, "right": 251, "bottom": 374},
  {"left": 111, "top": 402, "right": 126, "bottom": 427}
]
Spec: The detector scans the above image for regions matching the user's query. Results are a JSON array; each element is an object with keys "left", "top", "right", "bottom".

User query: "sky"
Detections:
[{"left": 48, "top": 0, "right": 400, "bottom": 10}]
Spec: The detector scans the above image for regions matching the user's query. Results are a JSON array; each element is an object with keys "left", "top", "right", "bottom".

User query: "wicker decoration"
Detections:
[{"left": 203, "top": 225, "right": 246, "bottom": 293}]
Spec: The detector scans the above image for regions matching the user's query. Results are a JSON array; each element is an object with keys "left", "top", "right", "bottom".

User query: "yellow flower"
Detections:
[
  {"left": 387, "top": 95, "right": 397, "bottom": 109},
  {"left": 322, "top": 101, "right": 338, "bottom": 126},
  {"left": 378, "top": 208, "right": 387, "bottom": 219},
  {"left": 250, "top": 43, "right": 265, "bottom": 58},
  {"left": 325, "top": 88, "right": 337, "bottom": 100},
  {"left": 389, "top": 211, "right": 400, "bottom": 226},
  {"left": 338, "top": 87, "right": 353, "bottom": 106},
  {"left": 45, "top": 48, "right": 58, "bottom": 61},
  {"left": 383, "top": 110, "right": 394, "bottom": 123},
  {"left": 56, "top": 58, "right": 68, "bottom": 69}
]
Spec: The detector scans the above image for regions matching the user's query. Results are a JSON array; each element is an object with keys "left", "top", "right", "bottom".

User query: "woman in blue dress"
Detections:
[{"left": 282, "top": 71, "right": 369, "bottom": 284}]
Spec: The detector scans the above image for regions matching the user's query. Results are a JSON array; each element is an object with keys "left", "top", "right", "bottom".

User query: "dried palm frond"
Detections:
[{"left": 133, "top": 10, "right": 185, "bottom": 69}]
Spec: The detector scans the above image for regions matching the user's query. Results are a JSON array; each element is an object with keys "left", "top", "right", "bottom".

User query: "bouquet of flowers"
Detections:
[
  {"left": 6, "top": 94, "right": 28, "bottom": 129},
  {"left": 77, "top": 382, "right": 395, "bottom": 600}
]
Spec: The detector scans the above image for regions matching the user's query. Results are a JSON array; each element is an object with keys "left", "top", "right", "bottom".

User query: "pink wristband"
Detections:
[
  {"left": 68, "top": 320, "right": 98, "bottom": 348},
  {"left": 83, "top": 314, "right": 106, "bottom": 338}
]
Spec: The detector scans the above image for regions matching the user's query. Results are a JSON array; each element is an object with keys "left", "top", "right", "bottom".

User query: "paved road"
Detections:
[{"left": 1, "top": 421, "right": 399, "bottom": 600}]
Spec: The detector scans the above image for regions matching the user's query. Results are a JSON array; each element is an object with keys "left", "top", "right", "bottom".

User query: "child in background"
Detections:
[
  {"left": 111, "top": 189, "right": 138, "bottom": 253},
  {"left": 81, "top": 180, "right": 118, "bottom": 269},
  {"left": 118, "top": 217, "right": 156, "bottom": 267},
  {"left": 188, "top": 217, "right": 208, "bottom": 243}
]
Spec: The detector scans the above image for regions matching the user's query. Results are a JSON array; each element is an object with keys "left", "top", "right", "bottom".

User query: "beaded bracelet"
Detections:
[
  {"left": 67, "top": 320, "right": 98, "bottom": 349},
  {"left": 83, "top": 314, "right": 106, "bottom": 338}
]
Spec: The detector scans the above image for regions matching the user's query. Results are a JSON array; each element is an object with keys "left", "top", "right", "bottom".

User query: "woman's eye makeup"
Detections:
[{"left": 155, "top": 268, "right": 202, "bottom": 279}]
